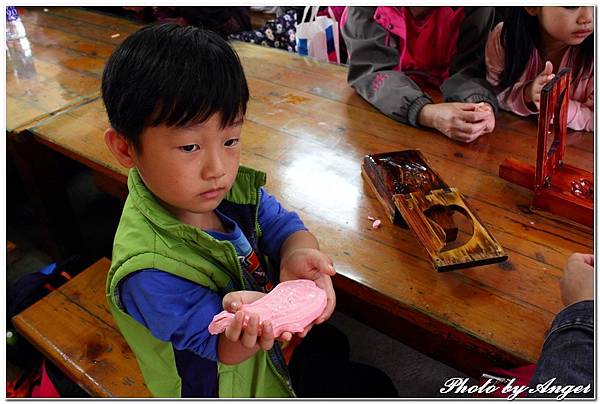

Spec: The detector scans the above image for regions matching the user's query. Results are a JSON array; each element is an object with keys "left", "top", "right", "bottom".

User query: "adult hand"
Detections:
[
  {"left": 560, "top": 253, "right": 594, "bottom": 307},
  {"left": 524, "top": 61, "right": 555, "bottom": 111},
  {"left": 418, "top": 102, "right": 495, "bottom": 143},
  {"left": 280, "top": 248, "right": 336, "bottom": 333}
]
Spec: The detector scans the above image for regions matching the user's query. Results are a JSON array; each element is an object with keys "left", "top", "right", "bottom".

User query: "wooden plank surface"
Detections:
[
  {"left": 6, "top": 7, "right": 141, "bottom": 133},
  {"left": 12, "top": 258, "right": 151, "bottom": 397},
  {"left": 23, "top": 33, "right": 595, "bottom": 376}
]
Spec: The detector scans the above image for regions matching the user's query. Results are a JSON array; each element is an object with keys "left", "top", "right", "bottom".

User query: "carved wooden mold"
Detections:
[
  {"left": 499, "top": 68, "right": 593, "bottom": 227},
  {"left": 362, "top": 150, "right": 508, "bottom": 271}
]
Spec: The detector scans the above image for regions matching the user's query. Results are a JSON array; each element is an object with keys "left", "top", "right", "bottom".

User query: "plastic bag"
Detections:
[{"left": 296, "top": 6, "right": 340, "bottom": 63}]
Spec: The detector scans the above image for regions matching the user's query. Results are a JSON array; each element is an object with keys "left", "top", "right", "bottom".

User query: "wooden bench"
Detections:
[{"left": 12, "top": 258, "right": 151, "bottom": 397}]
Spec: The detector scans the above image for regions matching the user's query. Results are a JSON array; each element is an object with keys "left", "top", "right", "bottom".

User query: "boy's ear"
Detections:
[
  {"left": 524, "top": 7, "right": 538, "bottom": 17},
  {"left": 104, "top": 128, "right": 136, "bottom": 168}
]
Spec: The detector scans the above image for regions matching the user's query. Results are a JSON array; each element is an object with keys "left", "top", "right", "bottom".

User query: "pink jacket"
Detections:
[{"left": 486, "top": 22, "right": 594, "bottom": 132}]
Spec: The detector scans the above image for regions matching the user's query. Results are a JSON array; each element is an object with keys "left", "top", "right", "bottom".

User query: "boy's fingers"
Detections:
[
  {"left": 319, "top": 256, "right": 336, "bottom": 276},
  {"left": 315, "top": 275, "right": 336, "bottom": 322},
  {"left": 223, "top": 295, "right": 243, "bottom": 313},
  {"left": 223, "top": 291, "right": 265, "bottom": 312},
  {"left": 224, "top": 311, "right": 245, "bottom": 341},
  {"left": 240, "top": 313, "right": 259, "bottom": 348},
  {"left": 307, "top": 251, "right": 336, "bottom": 276},
  {"left": 299, "top": 323, "right": 314, "bottom": 338},
  {"left": 259, "top": 321, "right": 275, "bottom": 350}
]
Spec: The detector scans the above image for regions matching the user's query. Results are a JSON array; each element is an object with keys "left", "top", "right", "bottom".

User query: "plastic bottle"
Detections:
[
  {"left": 6, "top": 7, "right": 35, "bottom": 79},
  {"left": 6, "top": 6, "right": 26, "bottom": 40}
]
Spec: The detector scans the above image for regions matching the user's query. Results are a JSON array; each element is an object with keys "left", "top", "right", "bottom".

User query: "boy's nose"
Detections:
[
  {"left": 577, "top": 6, "right": 593, "bottom": 25},
  {"left": 202, "top": 153, "right": 226, "bottom": 181}
]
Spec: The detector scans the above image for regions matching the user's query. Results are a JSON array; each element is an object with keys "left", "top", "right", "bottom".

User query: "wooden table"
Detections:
[
  {"left": 6, "top": 7, "right": 142, "bottom": 258},
  {"left": 22, "top": 34, "right": 594, "bottom": 377},
  {"left": 7, "top": 7, "right": 141, "bottom": 133}
]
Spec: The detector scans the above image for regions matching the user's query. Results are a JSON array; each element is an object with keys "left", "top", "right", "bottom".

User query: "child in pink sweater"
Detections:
[{"left": 486, "top": 7, "right": 593, "bottom": 132}]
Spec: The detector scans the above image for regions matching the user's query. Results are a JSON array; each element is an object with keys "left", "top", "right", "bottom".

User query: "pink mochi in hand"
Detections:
[{"left": 208, "top": 279, "right": 327, "bottom": 337}]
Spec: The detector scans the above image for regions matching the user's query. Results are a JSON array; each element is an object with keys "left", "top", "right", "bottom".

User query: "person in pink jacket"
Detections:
[
  {"left": 342, "top": 7, "right": 498, "bottom": 143},
  {"left": 486, "top": 7, "right": 594, "bottom": 132}
]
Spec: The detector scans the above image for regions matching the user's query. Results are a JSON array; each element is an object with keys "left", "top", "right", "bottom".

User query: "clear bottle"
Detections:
[
  {"left": 6, "top": 6, "right": 26, "bottom": 40},
  {"left": 6, "top": 6, "right": 35, "bottom": 79}
]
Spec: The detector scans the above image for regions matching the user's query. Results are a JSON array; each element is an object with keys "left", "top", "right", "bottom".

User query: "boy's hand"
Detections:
[
  {"left": 524, "top": 61, "right": 555, "bottom": 111},
  {"left": 222, "top": 290, "right": 265, "bottom": 313},
  {"left": 418, "top": 102, "right": 495, "bottom": 143},
  {"left": 280, "top": 248, "right": 336, "bottom": 330},
  {"left": 222, "top": 290, "right": 293, "bottom": 344},
  {"left": 223, "top": 311, "right": 276, "bottom": 351},
  {"left": 560, "top": 253, "right": 594, "bottom": 308}
]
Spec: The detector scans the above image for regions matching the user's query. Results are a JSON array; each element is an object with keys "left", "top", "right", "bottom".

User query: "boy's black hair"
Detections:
[
  {"left": 102, "top": 23, "right": 249, "bottom": 150},
  {"left": 497, "top": 7, "right": 593, "bottom": 92}
]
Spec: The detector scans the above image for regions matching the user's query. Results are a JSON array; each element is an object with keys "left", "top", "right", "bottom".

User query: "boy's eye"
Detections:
[
  {"left": 180, "top": 144, "right": 200, "bottom": 152},
  {"left": 224, "top": 138, "right": 240, "bottom": 147}
]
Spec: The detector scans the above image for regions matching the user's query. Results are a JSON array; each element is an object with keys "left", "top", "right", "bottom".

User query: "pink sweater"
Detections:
[{"left": 485, "top": 23, "right": 594, "bottom": 132}]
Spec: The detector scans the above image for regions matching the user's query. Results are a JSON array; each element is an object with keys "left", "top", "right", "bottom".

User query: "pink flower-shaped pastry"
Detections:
[{"left": 208, "top": 279, "right": 327, "bottom": 337}]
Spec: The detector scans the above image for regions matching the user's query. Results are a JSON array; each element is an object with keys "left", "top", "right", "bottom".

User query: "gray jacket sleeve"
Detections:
[
  {"left": 441, "top": 7, "right": 499, "bottom": 111},
  {"left": 342, "top": 6, "right": 432, "bottom": 127}
]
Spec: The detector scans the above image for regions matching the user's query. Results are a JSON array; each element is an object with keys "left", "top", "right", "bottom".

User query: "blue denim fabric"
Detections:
[{"left": 529, "top": 300, "right": 594, "bottom": 398}]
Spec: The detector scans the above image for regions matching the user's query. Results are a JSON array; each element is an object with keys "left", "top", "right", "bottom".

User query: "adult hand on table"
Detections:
[
  {"left": 560, "top": 253, "right": 594, "bottom": 308},
  {"left": 418, "top": 102, "right": 495, "bottom": 143}
]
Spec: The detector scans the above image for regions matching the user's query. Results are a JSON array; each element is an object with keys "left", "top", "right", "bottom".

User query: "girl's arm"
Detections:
[
  {"left": 342, "top": 6, "right": 432, "bottom": 127},
  {"left": 443, "top": 6, "right": 498, "bottom": 111}
]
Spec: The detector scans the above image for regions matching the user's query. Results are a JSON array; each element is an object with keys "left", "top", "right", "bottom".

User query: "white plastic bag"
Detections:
[{"left": 296, "top": 6, "right": 340, "bottom": 63}]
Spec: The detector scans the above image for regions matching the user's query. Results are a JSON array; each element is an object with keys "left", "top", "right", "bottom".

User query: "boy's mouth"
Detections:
[{"left": 199, "top": 187, "right": 225, "bottom": 199}]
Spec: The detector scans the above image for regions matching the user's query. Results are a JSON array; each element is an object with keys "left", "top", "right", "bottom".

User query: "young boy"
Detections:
[
  {"left": 102, "top": 23, "right": 397, "bottom": 399},
  {"left": 102, "top": 23, "right": 336, "bottom": 397}
]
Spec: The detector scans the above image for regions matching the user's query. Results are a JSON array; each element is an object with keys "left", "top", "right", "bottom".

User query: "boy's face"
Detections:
[{"left": 131, "top": 113, "right": 243, "bottom": 224}]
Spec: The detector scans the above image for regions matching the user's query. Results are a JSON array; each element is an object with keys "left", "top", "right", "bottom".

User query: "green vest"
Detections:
[{"left": 105, "top": 167, "right": 295, "bottom": 398}]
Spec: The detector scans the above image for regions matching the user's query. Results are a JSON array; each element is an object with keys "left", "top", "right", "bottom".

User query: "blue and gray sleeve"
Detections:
[
  {"left": 257, "top": 188, "right": 308, "bottom": 263},
  {"left": 119, "top": 269, "right": 222, "bottom": 361}
]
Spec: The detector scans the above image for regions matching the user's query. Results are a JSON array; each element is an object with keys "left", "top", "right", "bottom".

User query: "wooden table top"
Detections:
[
  {"left": 6, "top": 7, "right": 141, "bottom": 133},
  {"left": 23, "top": 34, "right": 594, "bottom": 372}
]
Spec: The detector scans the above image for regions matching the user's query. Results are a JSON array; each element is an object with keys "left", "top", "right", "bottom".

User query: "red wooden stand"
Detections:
[{"left": 499, "top": 68, "right": 593, "bottom": 228}]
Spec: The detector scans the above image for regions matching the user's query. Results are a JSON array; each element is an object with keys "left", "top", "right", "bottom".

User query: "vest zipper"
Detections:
[
  {"left": 223, "top": 241, "right": 246, "bottom": 290},
  {"left": 225, "top": 241, "right": 295, "bottom": 397}
]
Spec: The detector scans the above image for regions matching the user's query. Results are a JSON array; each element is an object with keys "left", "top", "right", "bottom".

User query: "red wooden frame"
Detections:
[{"left": 499, "top": 68, "right": 593, "bottom": 227}]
